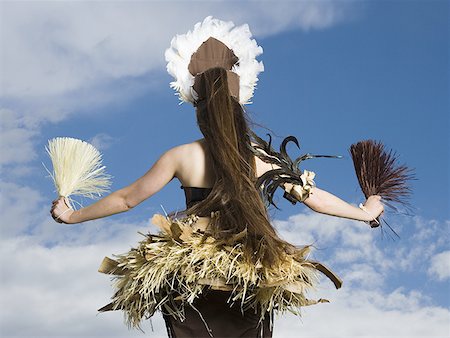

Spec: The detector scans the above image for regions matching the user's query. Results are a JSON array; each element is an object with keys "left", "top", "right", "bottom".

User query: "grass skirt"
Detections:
[{"left": 98, "top": 214, "right": 341, "bottom": 334}]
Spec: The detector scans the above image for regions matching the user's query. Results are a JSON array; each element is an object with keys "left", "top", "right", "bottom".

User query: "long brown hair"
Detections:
[{"left": 185, "top": 67, "right": 294, "bottom": 266}]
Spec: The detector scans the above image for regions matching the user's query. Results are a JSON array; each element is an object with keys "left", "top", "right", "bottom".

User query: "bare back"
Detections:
[{"left": 175, "top": 138, "right": 274, "bottom": 188}]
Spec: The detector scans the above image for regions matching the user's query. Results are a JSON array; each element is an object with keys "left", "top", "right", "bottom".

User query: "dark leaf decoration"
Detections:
[
  {"left": 249, "top": 130, "right": 342, "bottom": 209},
  {"left": 349, "top": 140, "right": 415, "bottom": 238}
]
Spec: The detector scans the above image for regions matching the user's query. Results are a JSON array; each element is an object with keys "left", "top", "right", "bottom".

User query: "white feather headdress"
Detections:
[{"left": 165, "top": 16, "right": 264, "bottom": 105}]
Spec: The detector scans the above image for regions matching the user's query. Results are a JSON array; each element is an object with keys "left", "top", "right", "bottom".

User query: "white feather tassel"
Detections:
[{"left": 45, "top": 137, "right": 112, "bottom": 205}]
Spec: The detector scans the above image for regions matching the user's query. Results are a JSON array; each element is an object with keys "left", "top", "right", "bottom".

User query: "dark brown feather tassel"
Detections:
[
  {"left": 250, "top": 131, "right": 342, "bottom": 208},
  {"left": 349, "top": 140, "right": 415, "bottom": 234}
]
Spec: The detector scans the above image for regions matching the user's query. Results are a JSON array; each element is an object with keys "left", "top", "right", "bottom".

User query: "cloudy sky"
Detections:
[{"left": 0, "top": 1, "right": 449, "bottom": 337}]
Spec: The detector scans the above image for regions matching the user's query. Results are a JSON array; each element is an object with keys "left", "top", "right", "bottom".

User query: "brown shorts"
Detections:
[{"left": 162, "top": 289, "right": 274, "bottom": 338}]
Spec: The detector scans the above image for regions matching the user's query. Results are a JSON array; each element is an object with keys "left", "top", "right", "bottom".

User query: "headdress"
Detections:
[{"left": 165, "top": 16, "right": 264, "bottom": 105}]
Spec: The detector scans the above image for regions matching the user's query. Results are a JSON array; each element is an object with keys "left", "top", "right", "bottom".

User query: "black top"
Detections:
[{"left": 181, "top": 186, "right": 213, "bottom": 209}]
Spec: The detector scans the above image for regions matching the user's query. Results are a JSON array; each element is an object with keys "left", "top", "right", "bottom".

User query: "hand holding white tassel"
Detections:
[
  {"left": 51, "top": 196, "right": 73, "bottom": 223},
  {"left": 45, "top": 137, "right": 112, "bottom": 224}
]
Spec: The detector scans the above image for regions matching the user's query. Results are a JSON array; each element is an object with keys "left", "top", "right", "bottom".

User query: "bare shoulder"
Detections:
[
  {"left": 161, "top": 140, "right": 202, "bottom": 170},
  {"left": 152, "top": 141, "right": 201, "bottom": 179},
  {"left": 165, "top": 139, "right": 204, "bottom": 157},
  {"left": 171, "top": 139, "right": 278, "bottom": 180},
  {"left": 169, "top": 139, "right": 211, "bottom": 184},
  {"left": 170, "top": 139, "right": 205, "bottom": 158}
]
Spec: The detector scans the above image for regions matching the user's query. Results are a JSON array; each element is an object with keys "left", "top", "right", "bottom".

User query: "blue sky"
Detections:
[{"left": 0, "top": 1, "right": 449, "bottom": 337}]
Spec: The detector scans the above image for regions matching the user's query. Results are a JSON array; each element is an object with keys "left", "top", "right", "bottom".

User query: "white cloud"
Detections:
[
  {"left": 0, "top": 1, "right": 358, "bottom": 103},
  {"left": 0, "top": 1, "right": 361, "bottom": 187},
  {"left": 0, "top": 183, "right": 164, "bottom": 336},
  {"left": 0, "top": 107, "right": 71, "bottom": 180},
  {"left": 274, "top": 287, "right": 449, "bottom": 338},
  {"left": 0, "top": 108, "right": 38, "bottom": 165},
  {"left": 0, "top": 180, "right": 448, "bottom": 338},
  {"left": 340, "top": 263, "right": 385, "bottom": 288},
  {"left": 0, "top": 181, "right": 44, "bottom": 237},
  {"left": 1, "top": 215, "right": 449, "bottom": 337},
  {"left": 276, "top": 212, "right": 450, "bottom": 279},
  {"left": 89, "top": 132, "right": 117, "bottom": 152},
  {"left": 0, "top": 236, "right": 167, "bottom": 337},
  {"left": 0, "top": 1, "right": 360, "bottom": 179},
  {"left": 428, "top": 250, "right": 450, "bottom": 281}
]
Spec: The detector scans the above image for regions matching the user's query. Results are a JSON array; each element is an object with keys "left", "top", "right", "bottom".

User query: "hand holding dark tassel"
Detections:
[{"left": 349, "top": 140, "right": 415, "bottom": 234}]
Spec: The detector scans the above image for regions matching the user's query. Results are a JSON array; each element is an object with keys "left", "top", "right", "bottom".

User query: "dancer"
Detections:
[{"left": 51, "top": 17, "right": 383, "bottom": 338}]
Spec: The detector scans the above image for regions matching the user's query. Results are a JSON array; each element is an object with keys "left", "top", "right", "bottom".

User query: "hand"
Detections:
[
  {"left": 50, "top": 197, "right": 74, "bottom": 224},
  {"left": 362, "top": 195, "right": 384, "bottom": 221}
]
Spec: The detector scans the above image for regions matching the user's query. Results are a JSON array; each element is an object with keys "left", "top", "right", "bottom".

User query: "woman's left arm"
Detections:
[
  {"left": 51, "top": 146, "right": 181, "bottom": 224},
  {"left": 285, "top": 184, "right": 383, "bottom": 223}
]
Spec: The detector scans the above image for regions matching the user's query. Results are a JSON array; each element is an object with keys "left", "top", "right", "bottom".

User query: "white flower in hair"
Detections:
[{"left": 165, "top": 16, "right": 264, "bottom": 105}]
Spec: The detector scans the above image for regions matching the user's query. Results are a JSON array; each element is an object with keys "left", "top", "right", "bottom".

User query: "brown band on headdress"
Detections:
[
  {"left": 193, "top": 70, "right": 240, "bottom": 104},
  {"left": 188, "top": 37, "right": 240, "bottom": 101},
  {"left": 188, "top": 37, "right": 238, "bottom": 74}
]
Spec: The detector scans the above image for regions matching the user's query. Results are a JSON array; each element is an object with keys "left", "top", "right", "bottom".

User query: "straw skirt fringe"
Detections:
[{"left": 98, "top": 214, "right": 341, "bottom": 336}]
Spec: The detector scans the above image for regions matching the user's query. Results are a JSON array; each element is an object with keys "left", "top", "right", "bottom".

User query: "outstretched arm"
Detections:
[
  {"left": 285, "top": 184, "right": 384, "bottom": 223},
  {"left": 51, "top": 146, "right": 181, "bottom": 224},
  {"left": 254, "top": 153, "right": 383, "bottom": 223}
]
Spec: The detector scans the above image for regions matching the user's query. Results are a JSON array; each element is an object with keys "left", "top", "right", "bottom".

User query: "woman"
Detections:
[{"left": 51, "top": 18, "right": 383, "bottom": 338}]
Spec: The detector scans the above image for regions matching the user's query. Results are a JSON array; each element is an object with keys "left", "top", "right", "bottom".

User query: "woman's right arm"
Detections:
[{"left": 51, "top": 145, "right": 182, "bottom": 224}]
